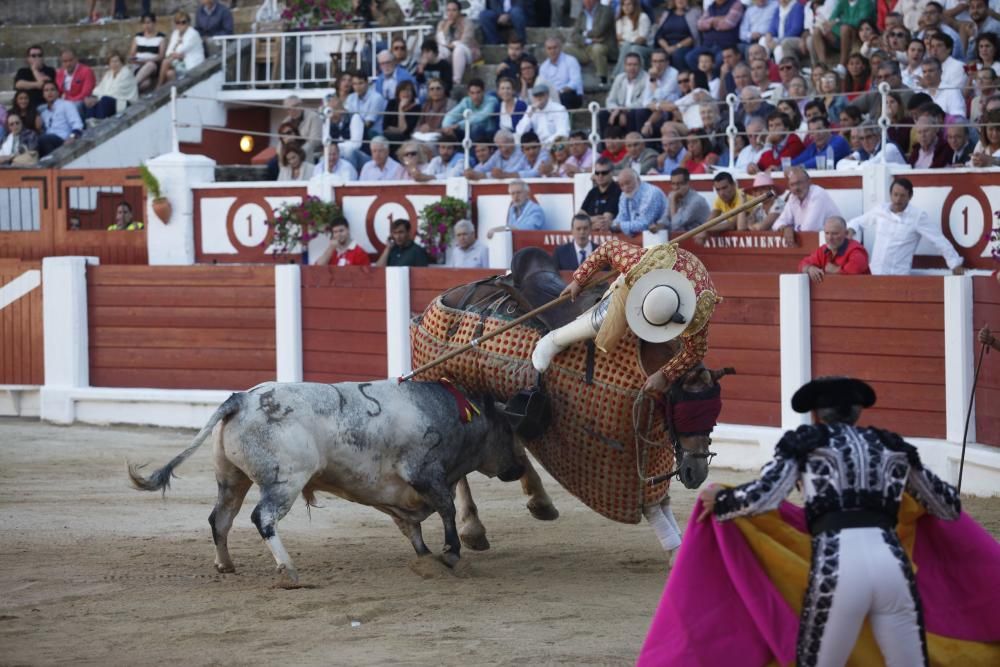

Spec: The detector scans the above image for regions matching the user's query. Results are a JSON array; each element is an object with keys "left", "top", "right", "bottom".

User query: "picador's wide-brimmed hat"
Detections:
[
  {"left": 791, "top": 376, "right": 877, "bottom": 413},
  {"left": 625, "top": 268, "right": 698, "bottom": 343}
]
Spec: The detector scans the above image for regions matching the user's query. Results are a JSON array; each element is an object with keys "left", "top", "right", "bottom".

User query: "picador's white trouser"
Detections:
[
  {"left": 643, "top": 498, "right": 682, "bottom": 552},
  {"left": 531, "top": 296, "right": 610, "bottom": 372},
  {"left": 801, "top": 527, "right": 924, "bottom": 667}
]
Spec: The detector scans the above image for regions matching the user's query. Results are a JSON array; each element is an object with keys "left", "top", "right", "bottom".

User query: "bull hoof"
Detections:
[
  {"left": 459, "top": 530, "right": 491, "bottom": 551},
  {"left": 439, "top": 551, "right": 461, "bottom": 569},
  {"left": 409, "top": 554, "right": 455, "bottom": 579},
  {"left": 273, "top": 564, "right": 302, "bottom": 589},
  {"left": 215, "top": 562, "right": 236, "bottom": 574},
  {"left": 527, "top": 499, "right": 559, "bottom": 521}
]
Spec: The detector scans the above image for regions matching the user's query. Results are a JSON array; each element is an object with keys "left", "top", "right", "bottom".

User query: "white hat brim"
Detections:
[{"left": 625, "top": 269, "right": 699, "bottom": 343}]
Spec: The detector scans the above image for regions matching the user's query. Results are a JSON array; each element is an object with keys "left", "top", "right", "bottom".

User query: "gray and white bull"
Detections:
[{"left": 128, "top": 380, "right": 525, "bottom": 585}]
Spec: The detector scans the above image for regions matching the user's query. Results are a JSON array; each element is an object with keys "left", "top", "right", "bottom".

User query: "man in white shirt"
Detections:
[
  {"left": 312, "top": 142, "right": 358, "bottom": 181},
  {"left": 838, "top": 123, "right": 908, "bottom": 167},
  {"left": 345, "top": 71, "right": 388, "bottom": 136},
  {"left": 917, "top": 57, "right": 966, "bottom": 117},
  {"left": 359, "top": 136, "right": 406, "bottom": 181},
  {"left": 736, "top": 116, "right": 769, "bottom": 169},
  {"left": 928, "top": 33, "right": 967, "bottom": 90},
  {"left": 771, "top": 166, "right": 842, "bottom": 244},
  {"left": 446, "top": 219, "right": 490, "bottom": 267},
  {"left": 539, "top": 36, "right": 583, "bottom": 108},
  {"left": 846, "top": 177, "right": 965, "bottom": 275},
  {"left": 429, "top": 142, "right": 465, "bottom": 180},
  {"left": 603, "top": 53, "right": 649, "bottom": 133},
  {"left": 515, "top": 85, "right": 570, "bottom": 145}
]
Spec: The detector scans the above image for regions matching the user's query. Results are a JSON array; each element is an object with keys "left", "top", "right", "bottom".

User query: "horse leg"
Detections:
[
  {"left": 643, "top": 497, "right": 682, "bottom": 553},
  {"left": 520, "top": 456, "right": 559, "bottom": 521},
  {"left": 455, "top": 476, "right": 490, "bottom": 551}
]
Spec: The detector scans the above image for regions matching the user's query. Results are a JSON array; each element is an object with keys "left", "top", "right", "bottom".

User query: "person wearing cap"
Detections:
[
  {"left": 697, "top": 376, "right": 961, "bottom": 667},
  {"left": 515, "top": 84, "right": 570, "bottom": 146},
  {"left": 744, "top": 170, "right": 787, "bottom": 231}
]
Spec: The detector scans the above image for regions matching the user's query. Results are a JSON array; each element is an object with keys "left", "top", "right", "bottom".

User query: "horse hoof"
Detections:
[
  {"left": 273, "top": 564, "right": 301, "bottom": 589},
  {"left": 527, "top": 499, "right": 559, "bottom": 521},
  {"left": 215, "top": 562, "right": 236, "bottom": 574},
  {"left": 409, "top": 554, "right": 454, "bottom": 579},
  {"left": 438, "top": 551, "right": 461, "bottom": 569},
  {"left": 460, "top": 531, "right": 491, "bottom": 551}
]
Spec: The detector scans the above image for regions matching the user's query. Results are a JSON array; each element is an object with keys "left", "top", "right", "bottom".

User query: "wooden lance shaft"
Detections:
[{"left": 399, "top": 190, "right": 775, "bottom": 383}]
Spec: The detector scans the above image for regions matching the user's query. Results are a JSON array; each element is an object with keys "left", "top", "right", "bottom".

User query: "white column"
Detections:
[
  {"left": 274, "top": 265, "right": 303, "bottom": 383},
  {"left": 860, "top": 162, "right": 892, "bottom": 218},
  {"left": 572, "top": 172, "right": 592, "bottom": 212},
  {"left": 779, "top": 273, "right": 812, "bottom": 430},
  {"left": 307, "top": 173, "right": 335, "bottom": 201},
  {"left": 446, "top": 176, "right": 470, "bottom": 202},
  {"left": 643, "top": 229, "right": 669, "bottom": 247},
  {"left": 145, "top": 151, "right": 217, "bottom": 265},
  {"left": 944, "top": 275, "right": 975, "bottom": 443},
  {"left": 488, "top": 230, "right": 514, "bottom": 270},
  {"left": 385, "top": 267, "right": 412, "bottom": 378},
  {"left": 40, "top": 256, "right": 97, "bottom": 423}
]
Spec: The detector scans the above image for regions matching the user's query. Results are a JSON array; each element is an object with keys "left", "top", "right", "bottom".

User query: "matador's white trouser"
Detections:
[{"left": 799, "top": 527, "right": 925, "bottom": 667}]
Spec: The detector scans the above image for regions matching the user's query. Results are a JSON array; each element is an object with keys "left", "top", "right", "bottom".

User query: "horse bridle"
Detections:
[{"left": 634, "top": 391, "right": 717, "bottom": 487}]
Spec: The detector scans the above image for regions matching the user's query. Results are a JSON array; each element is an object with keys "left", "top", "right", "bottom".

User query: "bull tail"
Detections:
[{"left": 127, "top": 392, "right": 245, "bottom": 494}]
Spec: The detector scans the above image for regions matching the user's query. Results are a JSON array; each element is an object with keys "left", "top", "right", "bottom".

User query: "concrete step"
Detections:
[
  {"left": 5, "top": 0, "right": 238, "bottom": 27},
  {"left": 216, "top": 164, "right": 270, "bottom": 182}
]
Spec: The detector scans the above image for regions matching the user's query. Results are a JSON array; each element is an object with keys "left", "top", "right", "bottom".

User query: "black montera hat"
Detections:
[{"left": 791, "top": 376, "right": 877, "bottom": 413}]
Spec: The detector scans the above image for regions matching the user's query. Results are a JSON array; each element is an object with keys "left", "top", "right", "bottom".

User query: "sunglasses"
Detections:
[
  {"left": 403, "top": 151, "right": 417, "bottom": 157},
  {"left": 594, "top": 170, "right": 611, "bottom": 176},
  {"left": 553, "top": 143, "right": 566, "bottom": 152},
  {"left": 175, "top": 19, "right": 188, "bottom": 24},
  {"left": 29, "top": 53, "right": 43, "bottom": 58}
]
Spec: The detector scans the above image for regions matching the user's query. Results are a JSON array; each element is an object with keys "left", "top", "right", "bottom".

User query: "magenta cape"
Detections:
[{"left": 636, "top": 500, "right": 1000, "bottom": 666}]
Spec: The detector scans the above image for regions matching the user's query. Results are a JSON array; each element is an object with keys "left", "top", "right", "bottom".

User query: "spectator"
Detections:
[
  {"left": 764, "top": 0, "right": 807, "bottom": 63},
  {"left": 883, "top": 21, "right": 911, "bottom": 62},
  {"left": 650, "top": 167, "right": 710, "bottom": 234},
  {"left": 414, "top": 78, "right": 453, "bottom": 134},
  {"left": 563, "top": 131, "right": 594, "bottom": 175},
  {"left": 565, "top": 0, "right": 616, "bottom": 87},
  {"left": 375, "top": 50, "right": 417, "bottom": 104},
  {"left": 391, "top": 37, "right": 418, "bottom": 74},
  {"left": 82, "top": 52, "right": 138, "bottom": 123},
  {"left": 383, "top": 80, "right": 420, "bottom": 144},
  {"left": 706, "top": 171, "right": 747, "bottom": 236},
  {"left": 972, "top": 33, "right": 1000, "bottom": 78},
  {"left": 686, "top": 0, "right": 745, "bottom": 71},
  {"left": 579, "top": 156, "right": 622, "bottom": 229},
  {"left": 282, "top": 95, "right": 323, "bottom": 163},
  {"left": 9, "top": 91, "right": 40, "bottom": 139},
  {"left": 518, "top": 131, "right": 554, "bottom": 177},
  {"left": 745, "top": 170, "right": 785, "bottom": 229},
  {"left": 515, "top": 84, "right": 571, "bottom": 145},
  {"left": 0, "top": 114, "right": 39, "bottom": 167},
  {"left": 56, "top": 50, "right": 96, "bottom": 111},
  {"left": 159, "top": 11, "right": 204, "bottom": 86},
  {"left": 619, "top": 131, "right": 659, "bottom": 175},
  {"left": 613, "top": 0, "right": 652, "bottom": 78},
  {"left": 106, "top": 202, "right": 144, "bottom": 231},
  {"left": 908, "top": 114, "right": 954, "bottom": 167},
  {"left": 855, "top": 18, "right": 882, "bottom": 58},
  {"left": 604, "top": 53, "right": 650, "bottom": 133},
  {"left": 696, "top": 52, "right": 722, "bottom": 98},
  {"left": 771, "top": 166, "right": 842, "bottom": 244},
  {"left": 442, "top": 78, "right": 498, "bottom": 143},
  {"left": 681, "top": 130, "right": 717, "bottom": 174},
  {"left": 472, "top": 142, "right": 494, "bottom": 169},
  {"left": 748, "top": 111, "right": 804, "bottom": 173},
  {"left": 736, "top": 116, "right": 768, "bottom": 169},
  {"left": 611, "top": 168, "right": 667, "bottom": 235},
  {"left": 798, "top": 215, "right": 871, "bottom": 281},
  {"left": 496, "top": 76, "right": 527, "bottom": 134},
  {"left": 736, "top": 85, "right": 775, "bottom": 127},
  {"left": 929, "top": 32, "right": 967, "bottom": 89},
  {"left": 842, "top": 121, "right": 908, "bottom": 165},
  {"left": 346, "top": 70, "right": 388, "bottom": 137},
  {"left": 601, "top": 125, "right": 629, "bottom": 165},
  {"left": 130, "top": 13, "right": 167, "bottom": 93},
  {"left": 965, "top": 0, "right": 1000, "bottom": 61},
  {"left": 724, "top": 63, "right": 753, "bottom": 102},
  {"left": 496, "top": 38, "right": 534, "bottom": 87},
  {"left": 854, "top": 60, "right": 913, "bottom": 118},
  {"left": 488, "top": 179, "right": 545, "bottom": 237},
  {"left": 399, "top": 142, "right": 436, "bottom": 182},
  {"left": 970, "top": 108, "right": 1000, "bottom": 167},
  {"left": 553, "top": 213, "right": 597, "bottom": 270},
  {"left": 817, "top": 70, "right": 849, "bottom": 122},
  {"left": 917, "top": 57, "right": 966, "bottom": 117},
  {"left": 916, "top": 2, "right": 962, "bottom": 57},
  {"left": 741, "top": 0, "right": 779, "bottom": 54},
  {"left": 428, "top": 141, "right": 465, "bottom": 179},
  {"left": 446, "top": 220, "right": 489, "bottom": 268},
  {"left": 842, "top": 52, "right": 872, "bottom": 102},
  {"left": 548, "top": 138, "right": 572, "bottom": 176},
  {"left": 322, "top": 95, "right": 365, "bottom": 168},
  {"left": 415, "top": 39, "right": 453, "bottom": 99},
  {"left": 847, "top": 177, "right": 965, "bottom": 275},
  {"left": 14, "top": 46, "right": 56, "bottom": 111},
  {"left": 901, "top": 37, "right": 926, "bottom": 88},
  {"left": 37, "top": 81, "right": 83, "bottom": 157},
  {"left": 277, "top": 145, "right": 314, "bottom": 181},
  {"left": 655, "top": 122, "right": 688, "bottom": 174},
  {"left": 839, "top": 105, "right": 865, "bottom": 146},
  {"left": 944, "top": 124, "right": 976, "bottom": 166},
  {"left": 750, "top": 57, "right": 781, "bottom": 100},
  {"left": 359, "top": 136, "right": 406, "bottom": 181},
  {"left": 540, "top": 37, "right": 584, "bottom": 110},
  {"left": 971, "top": 68, "right": 998, "bottom": 124},
  {"left": 654, "top": 0, "right": 701, "bottom": 72},
  {"left": 793, "top": 116, "right": 851, "bottom": 168},
  {"left": 313, "top": 142, "right": 359, "bottom": 181},
  {"left": 195, "top": 0, "right": 233, "bottom": 39},
  {"left": 364, "top": 0, "right": 406, "bottom": 28},
  {"left": 314, "top": 218, "right": 370, "bottom": 266},
  {"left": 436, "top": 0, "right": 479, "bottom": 87},
  {"left": 466, "top": 128, "right": 527, "bottom": 180},
  {"left": 479, "top": 0, "right": 528, "bottom": 45},
  {"left": 775, "top": 55, "right": 802, "bottom": 97},
  {"left": 638, "top": 49, "right": 681, "bottom": 134},
  {"left": 517, "top": 59, "right": 558, "bottom": 102},
  {"left": 812, "top": 0, "right": 875, "bottom": 72},
  {"left": 885, "top": 92, "right": 912, "bottom": 155},
  {"left": 336, "top": 72, "right": 353, "bottom": 102},
  {"left": 376, "top": 218, "right": 431, "bottom": 267}
]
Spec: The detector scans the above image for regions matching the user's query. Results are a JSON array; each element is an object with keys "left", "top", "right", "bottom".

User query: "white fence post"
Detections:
[
  {"left": 385, "top": 266, "right": 412, "bottom": 378},
  {"left": 488, "top": 230, "right": 514, "bottom": 270},
  {"left": 274, "top": 264, "right": 303, "bottom": 383},
  {"left": 40, "top": 256, "right": 97, "bottom": 423},
  {"left": 145, "top": 152, "right": 217, "bottom": 265},
  {"left": 944, "top": 275, "right": 975, "bottom": 443},
  {"left": 779, "top": 273, "right": 812, "bottom": 430}
]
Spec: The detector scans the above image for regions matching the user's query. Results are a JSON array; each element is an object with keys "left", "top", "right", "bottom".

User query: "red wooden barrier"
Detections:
[
  {"left": 811, "top": 276, "right": 946, "bottom": 438},
  {"left": 87, "top": 265, "right": 275, "bottom": 389},
  {"left": 409, "top": 267, "right": 499, "bottom": 313},
  {"left": 0, "top": 260, "right": 43, "bottom": 385},
  {"left": 301, "top": 266, "right": 387, "bottom": 383},
  {"left": 973, "top": 275, "right": 1000, "bottom": 448}
]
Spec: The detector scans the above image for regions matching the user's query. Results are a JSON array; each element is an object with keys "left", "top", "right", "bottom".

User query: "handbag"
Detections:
[{"left": 11, "top": 150, "right": 39, "bottom": 166}]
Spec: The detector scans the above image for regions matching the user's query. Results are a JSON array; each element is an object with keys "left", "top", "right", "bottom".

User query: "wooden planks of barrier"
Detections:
[
  {"left": 87, "top": 265, "right": 276, "bottom": 390},
  {"left": 973, "top": 276, "right": 999, "bottom": 448},
  {"left": 301, "top": 266, "right": 388, "bottom": 383},
  {"left": 409, "top": 267, "right": 499, "bottom": 313},
  {"left": 0, "top": 260, "right": 43, "bottom": 385},
  {"left": 811, "top": 276, "right": 946, "bottom": 438}
]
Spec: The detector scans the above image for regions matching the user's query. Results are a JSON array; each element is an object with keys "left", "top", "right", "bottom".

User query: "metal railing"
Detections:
[{"left": 216, "top": 25, "right": 433, "bottom": 90}]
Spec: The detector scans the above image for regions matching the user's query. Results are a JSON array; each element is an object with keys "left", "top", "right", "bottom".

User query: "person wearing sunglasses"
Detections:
[
  {"left": 578, "top": 156, "right": 621, "bottom": 231},
  {"left": 159, "top": 11, "right": 204, "bottom": 87},
  {"left": 14, "top": 45, "right": 56, "bottom": 111}
]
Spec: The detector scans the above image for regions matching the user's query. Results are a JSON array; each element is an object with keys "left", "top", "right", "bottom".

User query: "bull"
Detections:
[{"left": 128, "top": 380, "right": 525, "bottom": 586}]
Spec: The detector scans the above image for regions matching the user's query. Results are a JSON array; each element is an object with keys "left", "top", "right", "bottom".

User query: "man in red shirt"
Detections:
[
  {"left": 749, "top": 110, "right": 804, "bottom": 174},
  {"left": 313, "top": 218, "right": 370, "bottom": 266},
  {"left": 799, "top": 215, "right": 870, "bottom": 282},
  {"left": 55, "top": 50, "right": 96, "bottom": 109}
]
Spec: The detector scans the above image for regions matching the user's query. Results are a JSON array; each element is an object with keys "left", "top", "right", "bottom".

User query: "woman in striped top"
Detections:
[{"left": 129, "top": 13, "right": 166, "bottom": 92}]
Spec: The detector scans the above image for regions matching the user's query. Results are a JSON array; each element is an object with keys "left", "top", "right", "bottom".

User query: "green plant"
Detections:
[
  {"left": 418, "top": 196, "right": 470, "bottom": 262},
  {"left": 267, "top": 196, "right": 345, "bottom": 255},
  {"left": 138, "top": 164, "right": 162, "bottom": 200},
  {"left": 281, "top": 0, "right": 354, "bottom": 29}
]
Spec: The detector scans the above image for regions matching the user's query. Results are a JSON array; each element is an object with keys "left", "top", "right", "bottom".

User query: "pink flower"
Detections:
[{"left": 438, "top": 224, "right": 447, "bottom": 233}]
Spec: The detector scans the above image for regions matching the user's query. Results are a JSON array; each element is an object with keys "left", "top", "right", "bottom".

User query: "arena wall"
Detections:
[
  {"left": 974, "top": 276, "right": 1000, "bottom": 448},
  {"left": 0, "top": 260, "right": 43, "bottom": 396}
]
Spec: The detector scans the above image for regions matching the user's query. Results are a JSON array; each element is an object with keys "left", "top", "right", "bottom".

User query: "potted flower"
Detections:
[
  {"left": 267, "top": 196, "right": 345, "bottom": 263},
  {"left": 418, "top": 196, "right": 470, "bottom": 264},
  {"left": 280, "top": 0, "right": 354, "bottom": 29},
  {"left": 139, "top": 164, "right": 171, "bottom": 224}
]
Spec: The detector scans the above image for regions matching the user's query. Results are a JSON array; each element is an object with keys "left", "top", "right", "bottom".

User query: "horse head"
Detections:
[{"left": 667, "top": 364, "right": 734, "bottom": 489}]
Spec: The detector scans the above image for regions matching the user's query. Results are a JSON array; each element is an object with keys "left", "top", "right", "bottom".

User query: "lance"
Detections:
[{"left": 399, "top": 190, "right": 775, "bottom": 383}]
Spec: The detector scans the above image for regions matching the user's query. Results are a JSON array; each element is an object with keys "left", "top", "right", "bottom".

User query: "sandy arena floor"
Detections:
[{"left": 1, "top": 418, "right": 998, "bottom": 666}]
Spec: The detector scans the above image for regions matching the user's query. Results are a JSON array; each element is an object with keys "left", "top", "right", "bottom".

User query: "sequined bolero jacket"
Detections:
[{"left": 712, "top": 422, "right": 961, "bottom": 530}]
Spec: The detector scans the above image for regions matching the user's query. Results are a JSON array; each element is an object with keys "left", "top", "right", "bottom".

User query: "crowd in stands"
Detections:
[{"left": 2, "top": 1, "right": 235, "bottom": 165}]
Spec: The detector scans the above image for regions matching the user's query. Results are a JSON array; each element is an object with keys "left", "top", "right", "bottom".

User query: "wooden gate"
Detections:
[{"left": 0, "top": 259, "right": 44, "bottom": 385}]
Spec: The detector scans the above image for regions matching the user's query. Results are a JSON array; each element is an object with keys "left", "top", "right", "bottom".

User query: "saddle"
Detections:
[{"left": 508, "top": 248, "right": 604, "bottom": 330}]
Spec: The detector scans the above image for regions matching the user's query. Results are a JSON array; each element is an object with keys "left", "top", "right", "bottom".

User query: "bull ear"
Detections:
[{"left": 710, "top": 367, "right": 736, "bottom": 383}]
